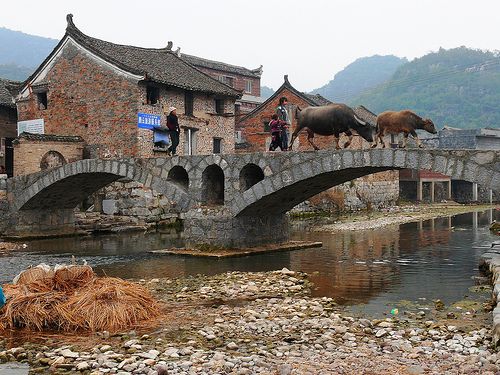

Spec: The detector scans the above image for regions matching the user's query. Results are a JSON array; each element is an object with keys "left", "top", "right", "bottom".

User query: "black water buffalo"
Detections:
[
  {"left": 289, "top": 103, "right": 374, "bottom": 150},
  {"left": 372, "top": 110, "right": 437, "bottom": 148}
]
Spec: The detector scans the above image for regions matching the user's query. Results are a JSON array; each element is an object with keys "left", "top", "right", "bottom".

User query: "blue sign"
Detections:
[{"left": 138, "top": 113, "right": 161, "bottom": 130}]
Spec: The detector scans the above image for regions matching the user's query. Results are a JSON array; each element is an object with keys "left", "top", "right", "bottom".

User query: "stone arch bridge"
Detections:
[{"left": 1, "top": 149, "right": 499, "bottom": 247}]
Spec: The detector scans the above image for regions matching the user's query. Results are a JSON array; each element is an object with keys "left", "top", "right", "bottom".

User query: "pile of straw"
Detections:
[{"left": 0, "top": 265, "right": 161, "bottom": 332}]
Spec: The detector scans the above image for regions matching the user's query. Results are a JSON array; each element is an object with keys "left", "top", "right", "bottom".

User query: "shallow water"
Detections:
[{"left": 0, "top": 208, "right": 498, "bottom": 316}]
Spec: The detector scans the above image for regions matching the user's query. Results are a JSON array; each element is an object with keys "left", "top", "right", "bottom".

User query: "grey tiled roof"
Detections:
[
  {"left": 25, "top": 15, "right": 241, "bottom": 98},
  {"left": 353, "top": 105, "right": 377, "bottom": 126},
  {"left": 181, "top": 54, "right": 261, "bottom": 78},
  {"left": 0, "top": 78, "right": 20, "bottom": 108},
  {"left": 17, "top": 132, "right": 84, "bottom": 143},
  {"left": 302, "top": 93, "right": 331, "bottom": 106}
]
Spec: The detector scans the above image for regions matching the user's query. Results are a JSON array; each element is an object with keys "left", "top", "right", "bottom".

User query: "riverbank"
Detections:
[
  {"left": 0, "top": 269, "right": 497, "bottom": 374},
  {"left": 311, "top": 203, "right": 498, "bottom": 232}
]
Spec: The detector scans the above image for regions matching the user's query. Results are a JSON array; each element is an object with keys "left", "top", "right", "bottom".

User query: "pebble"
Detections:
[{"left": 1, "top": 270, "right": 494, "bottom": 375}]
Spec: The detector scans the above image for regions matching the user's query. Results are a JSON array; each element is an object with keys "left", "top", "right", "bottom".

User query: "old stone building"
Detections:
[
  {"left": 237, "top": 76, "right": 400, "bottom": 211},
  {"left": 181, "top": 53, "right": 264, "bottom": 117},
  {"left": 0, "top": 78, "right": 18, "bottom": 176},
  {"left": 15, "top": 14, "right": 241, "bottom": 164}
]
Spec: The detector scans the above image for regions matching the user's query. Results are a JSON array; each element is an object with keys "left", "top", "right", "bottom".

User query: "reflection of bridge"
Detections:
[{"left": 1, "top": 149, "right": 499, "bottom": 246}]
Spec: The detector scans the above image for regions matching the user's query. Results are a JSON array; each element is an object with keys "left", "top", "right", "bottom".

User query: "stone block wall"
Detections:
[
  {"left": 302, "top": 171, "right": 399, "bottom": 212},
  {"left": 13, "top": 138, "right": 84, "bottom": 176},
  {"left": 98, "top": 180, "right": 177, "bottom": 222}
]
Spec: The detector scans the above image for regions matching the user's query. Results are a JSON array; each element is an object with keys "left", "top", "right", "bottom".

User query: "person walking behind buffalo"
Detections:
[
  {"left": 268, "top": 114, "right": 284, "bottom": 151},
  {"left": 276, "top": 97, "right": 290, "bottom": 151},
  {"left": 166, "top": 106, "right": 180, "bottom": 155}
]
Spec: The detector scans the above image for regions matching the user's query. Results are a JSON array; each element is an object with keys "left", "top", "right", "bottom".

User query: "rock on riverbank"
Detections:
[{"left": 0, "top": 269, "right": 497, "bottom": 374}]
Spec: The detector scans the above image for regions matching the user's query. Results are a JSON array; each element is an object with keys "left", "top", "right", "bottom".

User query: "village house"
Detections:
[
  {"left": 14, "top": 14, "right": 241, "bottom": 177},
  {"left": 236, "top": 76, "right": 400, "bottom": 211},
  {"left": 0, "top": 78, "right": 18, "bottom": 176},
  {"left": 180, "top": 53, "right": 264, "bottom": 119}
]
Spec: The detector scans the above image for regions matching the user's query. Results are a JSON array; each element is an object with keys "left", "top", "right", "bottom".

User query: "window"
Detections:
[
  {"left": 37, "top": 92, "right": 48, "bottom": 110},
  {"left": 185, "top": 91, "right": 194, "bottom": 116},
  {"left": 183, "top": 128, "right": 198, "bottom": 155},
  {"left": 215, "top": 99, "right": 225, "bottom": 115},
  {"left": 146, "top": 85, "right": 160, "bottom": 105},
  {"left": 213, "top": 137, "right": 222, "bottom": 154},
  {"left": 218, "top": 75, "right": 234, "bottom": 87},
  {"left": 245, "top": 80, "right": 252, "bottom": 94}
]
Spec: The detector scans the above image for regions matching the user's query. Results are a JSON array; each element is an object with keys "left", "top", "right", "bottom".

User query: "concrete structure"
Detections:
[
  {"left": 15, "top": 14, "right": 241, "bottom": 159},
  {"left": 0, "top": 149, "right": 498, "bottom": 247},
  {"left": 399, "top": 169, "right": 451, "bottom": 203},
  {"left": 0, "top": 78, "right": 19, "bottom": 176}
]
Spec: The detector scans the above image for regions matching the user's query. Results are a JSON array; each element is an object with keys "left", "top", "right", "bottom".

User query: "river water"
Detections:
[{"left": 1, "top": 209, "right": 498, "bottom": 316}]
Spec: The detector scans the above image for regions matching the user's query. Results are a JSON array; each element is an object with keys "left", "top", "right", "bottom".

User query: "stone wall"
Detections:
[
  {"left": 12, "top": 137, "right": 85, "bottom": 176},
  {"left": 452, "top": 180, "right": 500, "bottom": 203},
  {"left": 99, "top": 180, "right": 177, "bottom": 222},
  {"left": 299, "top": 171, "right": 399, "bottom": 212}
]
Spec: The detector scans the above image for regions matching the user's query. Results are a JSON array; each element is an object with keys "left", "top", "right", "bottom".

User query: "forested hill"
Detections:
[
  {"left": 310, "top": 55, "right": 407, "bottom": 103},
  {"left": 351, "top": 47, "right": 500, "bottom": 129},
  {"left": 0, "top": 27, "right": 58, "bottom": 80}
]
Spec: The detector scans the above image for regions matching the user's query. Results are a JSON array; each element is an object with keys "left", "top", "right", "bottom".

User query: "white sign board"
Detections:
[{"left": 17, "top": 119, "right": 45, "bottom": 136}]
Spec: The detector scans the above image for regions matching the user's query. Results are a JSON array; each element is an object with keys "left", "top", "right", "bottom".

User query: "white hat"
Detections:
[{"left": 168, "top": 106, "right": 177, "bottom": 113}]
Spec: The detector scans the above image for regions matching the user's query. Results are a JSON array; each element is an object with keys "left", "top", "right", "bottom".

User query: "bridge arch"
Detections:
[
  {"left": 230, "top": 149, "right": 500, "bottom": 217},
  {"left": 239, "top": 163, "right": 264, "bottom": 191},
  {"left": 167, "top": 166, "right": 189, "bottom": 190},
  {"left": 201, "top": 164, "right": 225, "bottom": 206},
  {"left": 11, "top": 159, "right": 194, "bottom": 212}
]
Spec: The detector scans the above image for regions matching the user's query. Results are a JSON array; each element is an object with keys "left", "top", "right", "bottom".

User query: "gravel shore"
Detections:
[
  {"left": 314, "top": 204, "right": 498, "bottom": 232},
  {"left": 0, "top": 269, "right": 496, "bottom": 374}
]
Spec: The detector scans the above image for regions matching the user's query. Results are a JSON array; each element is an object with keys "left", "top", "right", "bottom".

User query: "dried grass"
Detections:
[
  {"left": 16, "top": 267, "right": 54, "bottom": 286},
  {"left": 0, "top": 267, "right": 161, "bottom": 332},
  {"left": 56, "top": 278, "right": 161, "bottom": 332},
  {"left": 53, "top": 265, "right": 94, "bottom": 291}
]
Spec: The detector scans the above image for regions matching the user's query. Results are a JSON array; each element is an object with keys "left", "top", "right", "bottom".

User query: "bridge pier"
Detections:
[
  {"left": 183, "top": 211, "right": 289, "bottom": 248},
  {"left": 3, "top": 209, "right": 77, "bottom": 238}
]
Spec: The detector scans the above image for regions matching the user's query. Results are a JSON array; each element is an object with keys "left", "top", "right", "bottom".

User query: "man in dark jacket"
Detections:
[{"left": 166, "top": 106, "right": 180, "bottom": 156}]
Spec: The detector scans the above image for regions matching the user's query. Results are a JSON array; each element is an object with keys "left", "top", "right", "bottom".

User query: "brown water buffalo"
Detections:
[
  {"left": 289, "top": 103, "right": 374, "bottom": 150},
  {"left": 372, "top": 110, "right": 437, "bottom": 148}
]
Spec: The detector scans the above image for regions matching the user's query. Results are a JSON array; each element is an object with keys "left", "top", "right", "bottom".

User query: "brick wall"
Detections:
[
  {"left": 15, "top": 42, "right": 237, "bottom": 160},
  {"left": 194, "top": 66, "right": 260, "bottom": 97},
  {"left": 0, "top": 106, "right": 17, "bottom": 138},
  {"left": 136, "top": 88, "right": 235, "bottom": 157},
  {"left": 13, "top": 138, "right": 84, "bottom": 176}
]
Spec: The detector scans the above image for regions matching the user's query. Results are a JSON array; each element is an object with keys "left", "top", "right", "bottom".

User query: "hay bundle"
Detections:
[
  {"left": 15, "top": 265, "right": 54, "bottom": 286},
  {"left": 53, "top": 265, "right": 95, "bottom": 291},
  {"left": 56, "top": 277, "right": 161, "bottom": 331},
  {"left": 0, "top": 290, "right": 67, "bottom": 330}
]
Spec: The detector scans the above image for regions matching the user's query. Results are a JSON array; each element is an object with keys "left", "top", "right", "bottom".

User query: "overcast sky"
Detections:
[{"left": 1, "top": 0, "right": 499, "bottom": 92}]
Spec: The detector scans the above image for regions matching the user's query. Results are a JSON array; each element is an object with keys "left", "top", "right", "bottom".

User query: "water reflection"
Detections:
[{"left": 0, "top": 209, "right": 498, "bottom": 316}]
